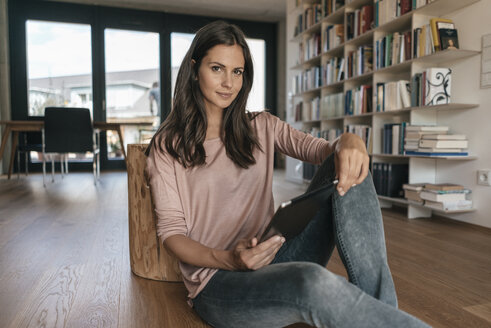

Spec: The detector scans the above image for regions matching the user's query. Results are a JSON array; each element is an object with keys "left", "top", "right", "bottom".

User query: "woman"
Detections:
[{"left": 146, "top": 20, "right": 430, "bottom": 328}]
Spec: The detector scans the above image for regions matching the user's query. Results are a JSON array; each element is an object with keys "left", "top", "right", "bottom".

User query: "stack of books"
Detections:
[
  {"left": 420, "top": 183, "right": 473, "bottom": 211},
  {"left": 417, "top": 134, "right": 468, "bottom": 156},
  {"left": 402, "top": 183, "right": 425, "bottom": 204},
  {"left": 403, "top": 126, "right": 469, "bottom": 156}
]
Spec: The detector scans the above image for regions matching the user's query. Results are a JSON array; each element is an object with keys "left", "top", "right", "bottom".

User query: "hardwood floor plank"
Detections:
[
  {"left": 64, "top": 197, "right": 125, "bottom": 327},
  {"left": 8, "top": 263, "right": 85, "bottom": 328},
  {"left": 464, "top": 302, "right": 491, "bottom": 324},
  {"left": 394, "top": 274, "right": 491, "bottom": 328}
]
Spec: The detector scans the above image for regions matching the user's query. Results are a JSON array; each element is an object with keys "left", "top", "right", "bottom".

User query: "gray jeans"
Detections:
[{"left": 193, "top": 154, "right": 430, "bottom": 328}]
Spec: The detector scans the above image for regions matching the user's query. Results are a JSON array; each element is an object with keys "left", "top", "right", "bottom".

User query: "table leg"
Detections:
[
  {"left": 116, "top": 126, "right": 126, "bottom": 161},
  {"left": 0, "top": 125, "right": 11, "bottom": 162},
  {"left": 8, "top": 131, "right": 19, "bottom": 180}
]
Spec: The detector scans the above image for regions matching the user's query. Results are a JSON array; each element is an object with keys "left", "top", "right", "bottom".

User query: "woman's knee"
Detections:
[{"left": 289, "top": 262, "right": 346, "bottom": 302}]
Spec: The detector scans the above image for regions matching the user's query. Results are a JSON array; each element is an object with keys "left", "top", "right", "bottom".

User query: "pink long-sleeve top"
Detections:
[{"left": 146, "top": 112, "right": 331, "bottom": 303}]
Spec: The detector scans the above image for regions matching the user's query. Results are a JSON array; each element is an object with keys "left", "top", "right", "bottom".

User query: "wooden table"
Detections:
[{"left": 0, "top": 120, "right": 151, "bottom": 179}]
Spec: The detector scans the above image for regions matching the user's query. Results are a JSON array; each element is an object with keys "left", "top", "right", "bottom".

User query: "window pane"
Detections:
[
  {"left": 246, "top": 38, "right": 266, "bottom": 112},
  {"left": 170, "top": 33, "right": 265, "bottom": 112},
  {"left": 104, "top": 28, "right": 160, "bottom": 158},
  {"left": 26, "top": 20, "right": 92, "bottom": 116}
]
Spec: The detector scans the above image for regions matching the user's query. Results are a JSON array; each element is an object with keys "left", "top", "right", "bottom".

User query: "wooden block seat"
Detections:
[{"left": 127, "top": 144, "right": 210, "bottom": 327}]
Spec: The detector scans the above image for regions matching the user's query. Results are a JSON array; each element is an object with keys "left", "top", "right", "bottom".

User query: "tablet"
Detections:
[{"left": 259, "top": 180, "right": 338, "bottom": 243}]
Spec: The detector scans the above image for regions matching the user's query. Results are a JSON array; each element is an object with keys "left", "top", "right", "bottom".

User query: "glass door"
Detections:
[
  {"left": 104, "top": 28, "right": 160, "bottom": 159},
  {"left": 25, "top": 19, "right": 93, "bottom": 163}
]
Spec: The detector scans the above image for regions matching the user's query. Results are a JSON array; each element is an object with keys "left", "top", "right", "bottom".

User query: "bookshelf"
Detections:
[{"left": 285, "top": 0, "right": 481, "bottom": 218}]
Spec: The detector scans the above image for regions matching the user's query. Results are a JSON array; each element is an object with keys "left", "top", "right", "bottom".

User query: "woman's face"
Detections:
[{"left": 197, "top": 44, "right": 245, "bottom": 113}]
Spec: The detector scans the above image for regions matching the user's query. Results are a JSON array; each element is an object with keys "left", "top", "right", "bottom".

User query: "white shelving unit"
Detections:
[{"left": 285, "top": 0, "right": 481, "bottom": 218}]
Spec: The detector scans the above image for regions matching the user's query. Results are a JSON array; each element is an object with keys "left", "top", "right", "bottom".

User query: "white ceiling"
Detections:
[{"left": 53, "top": 0, "right": 286, "bottom": 22}]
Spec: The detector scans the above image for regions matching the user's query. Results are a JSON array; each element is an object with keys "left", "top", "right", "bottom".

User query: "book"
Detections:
[
  {"left": 360, "top": 5, "right": 374, "bottom": 34},
  {"left": 425, "top": 67, "right": 452, "bottom": 105},
  {"left": 405, "top": 125, "right": 449, "bottom": 132},
  {"left": 403, "top": 183, "right": 425, "bottom": 191},
  {"left": 392, "top": 125, "right": 400, "bottom": 155},
  {"left": 417, "top": 147, "right": 466, "bottom": 153},
  {"left": 410, "top": 73, "right": 421, "bottom": 106},
  {"left": 422, "top": 188, "right": 470, "bottom": 194},
  {"left": 376, "top": 83, "right": 384, "bottom": 112},
  {"left": 400, "top": 0, "right": 412, "bottom": 15},
  {"left": 406, "top": 131, "right": 446, "bottom": 139},
  {"left": 421, "top": 134, "right": 466, "bottom": 140},
  {"left": 404, "top": 190, "right": 423, "bottom": 203},
  {"left": 424, "top": 199, "right": 473, "bottom": 211},
  {"left": 439, "top": 28, "right": 459, "bottom": 50},
  {"left": 420, "top": 190, "right": 467, "bottom": 202},
  {"left": 399, "top": 80, "right": 411, "bottom": 108},
  {"left": 424, "top": 183, "right": 464, "bottom": 191},
  {"left": 404, "top": 30, "right": 412, "bottom": 61},
  {"left": 374, "top": 162, "right": 383, "bottom": 195},
  {"left": 405, "top": 151, "right": 468, "bottom": 156},
  {"left": 419, "top": 139, "right": 468, "bottom": 148}
]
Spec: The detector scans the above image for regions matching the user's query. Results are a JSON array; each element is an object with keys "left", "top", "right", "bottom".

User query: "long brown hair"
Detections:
[{"left": 146, "top": 20, "right": 261, "bottom": 169}]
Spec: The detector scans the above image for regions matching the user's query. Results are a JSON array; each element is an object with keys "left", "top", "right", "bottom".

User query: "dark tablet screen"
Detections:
[{"left": 259, "top": 180, "right": 338, "bottom": 243}]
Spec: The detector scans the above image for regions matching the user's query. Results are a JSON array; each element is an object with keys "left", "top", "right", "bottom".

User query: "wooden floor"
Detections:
[{"left": 0, "top": 171, "right": 490, "bottom": 328}]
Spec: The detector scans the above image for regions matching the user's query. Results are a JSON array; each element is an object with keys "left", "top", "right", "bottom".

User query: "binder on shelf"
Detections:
[{"left": 373, "top": 162, "right": 409, "bottom": 198}]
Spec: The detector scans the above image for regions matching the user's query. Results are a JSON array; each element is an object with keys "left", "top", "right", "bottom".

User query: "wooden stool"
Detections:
[{"left": 127, "top": 144, "right": 182, "bottom": 281}]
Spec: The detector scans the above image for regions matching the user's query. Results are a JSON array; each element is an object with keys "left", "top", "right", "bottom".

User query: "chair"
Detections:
[
  {"left": 15, "top": 131, "right": 43, "bottom": 179},
  {"left": 42, "top": 107, "right": 100, "bottom": 186}
]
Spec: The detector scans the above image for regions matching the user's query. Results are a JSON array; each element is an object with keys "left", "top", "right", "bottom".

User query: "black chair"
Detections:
[
  {"left": 42, "top": 107, "right": 100, "bottom": 186},
  {"left": 15, "top": 131, "right": 43, "bottom": 179}
]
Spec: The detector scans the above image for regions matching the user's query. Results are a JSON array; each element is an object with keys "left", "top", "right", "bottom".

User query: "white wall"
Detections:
[
  {"left": 0, "top": 0, "right": 11, "bottom": 174},
  {"left": 436, "top": 0, "right": 491, "bottom": 228}
]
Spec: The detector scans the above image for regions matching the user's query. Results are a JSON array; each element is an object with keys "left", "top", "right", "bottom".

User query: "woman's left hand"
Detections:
[{"left": 333, "top": 133, "right": 370, "bottom": 196}]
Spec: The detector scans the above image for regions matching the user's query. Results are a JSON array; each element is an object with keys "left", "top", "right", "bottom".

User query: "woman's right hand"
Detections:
[{"left": 231, "top": 236, "right": 285, "bottom": 271}]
